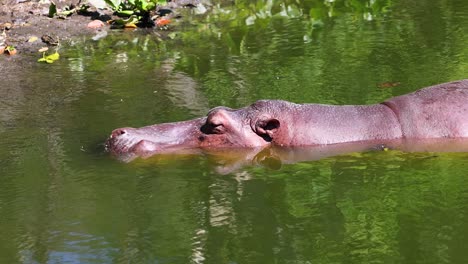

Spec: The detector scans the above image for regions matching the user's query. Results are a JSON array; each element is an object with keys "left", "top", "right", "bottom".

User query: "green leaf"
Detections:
[
  {"left": 113, "top": 15, "right": 139, "bottom": 25},
  {"left": 38, "top": 58, "right": 54, "bottom": 63},
  {"left": 47, "top": 52, "right": 60, "bottom": 61},
  {"left": 48, "top": 2, "right": 57, "bottom": 18},
  {"left": 138, "top": 0, "right": 156, "bottom": 11},
  {"left": 144, "top": 2, "right": 156, "bottom": 11},
  {"left": 116, "top": 10, "right": 134, "bottom": 16},
  {"left": 140, "top": 0, "right": 149, "bottom": 11},
  {"left": 38, "top": 51, "right": 60, "bottom": 64},
  {"left": 104, "top": 0, "right": 122, "bottom": 10},
  {"left": 58, "top": 9, "right": 76, "bottom": 17},
  {"left": 5, "top": 45, "right": 15, "bottom": 52}
]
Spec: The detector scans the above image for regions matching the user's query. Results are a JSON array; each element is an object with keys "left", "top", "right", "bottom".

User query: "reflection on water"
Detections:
[
  {"left": 129, "top": 138, "right": 468, "bottom": 174},
  {"left": 1, "top": 0, "right": 468, "bottom": 263}
]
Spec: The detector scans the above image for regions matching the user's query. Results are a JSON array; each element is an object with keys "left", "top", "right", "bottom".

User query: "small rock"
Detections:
[
  {"left": 2, "top": 22, "right": 12, "bottom": 30},
  {"left": 92, "top": 30, "right": 108, "bottom": 41},
  {"left": 157, "top": 8, "right": 173, "bottom": 17},
  {"left": 87, "top": 20, "right": 105, "bottom": 29},
  {"left": 41, "top": 35, "right": 59, "bottom": 46}
]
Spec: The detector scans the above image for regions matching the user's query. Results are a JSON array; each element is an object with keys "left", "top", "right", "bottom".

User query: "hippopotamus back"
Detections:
[{"left": 383, "top": 79, "right": 468, "bottom": 139}]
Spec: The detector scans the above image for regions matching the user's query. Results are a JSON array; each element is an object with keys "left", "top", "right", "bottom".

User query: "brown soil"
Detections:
[{"left": 0, "top": 0, "right": 198, "bottom": 57}]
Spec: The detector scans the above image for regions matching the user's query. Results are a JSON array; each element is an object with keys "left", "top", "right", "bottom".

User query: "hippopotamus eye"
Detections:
[
  {"left": 210, "top": 123, "right": 225, "bottom": 134},
  {"left": 204, "top": 108, "right": 231, "bottom": 134},
  {"left": 200, "top": 122, "right": 226, "bottom": 134}
]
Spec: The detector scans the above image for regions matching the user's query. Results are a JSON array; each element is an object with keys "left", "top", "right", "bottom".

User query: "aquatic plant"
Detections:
[{"left": 103, "top": 0, "right": 168, "bottom": 27}]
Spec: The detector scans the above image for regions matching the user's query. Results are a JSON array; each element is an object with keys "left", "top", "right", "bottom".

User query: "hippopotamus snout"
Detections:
[
  {"left": 106, "top": 127, "right": 142, "bottom": 154},
  {"left": 106, "top": 119, "right": 208, "bottom": 156}
]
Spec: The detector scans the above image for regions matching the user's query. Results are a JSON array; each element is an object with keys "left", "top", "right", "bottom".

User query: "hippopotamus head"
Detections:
[{"left": 106, "top": 100, "right": 285, "bottom": 157}]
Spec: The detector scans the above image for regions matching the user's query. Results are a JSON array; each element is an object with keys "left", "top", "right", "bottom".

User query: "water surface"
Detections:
[{"left": 1, "top": 0, "right": 468, "bottom": 263}]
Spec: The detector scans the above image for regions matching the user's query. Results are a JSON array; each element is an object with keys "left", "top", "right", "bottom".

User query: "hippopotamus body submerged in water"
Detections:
[{"left": 106, "top": 80, "right": 468, "bottom": 160}]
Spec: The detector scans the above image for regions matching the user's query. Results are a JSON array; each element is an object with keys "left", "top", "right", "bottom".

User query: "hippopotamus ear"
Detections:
[{"left": 254, "top": 117, "right": 280, "bottom": 142}]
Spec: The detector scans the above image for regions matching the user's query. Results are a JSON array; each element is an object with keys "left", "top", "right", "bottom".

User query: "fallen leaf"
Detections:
[
  {"left": 38, "top": 57, "right": 55, "bottom": 63},
  {"left": 47, "top": 51, "right": 59, "bottom": 61},
  {"left": 156, "top": 18, "right": 171, "bottom": 27},
  {"left": 7, "top": 49, "right": 17, "bottom": 55},
  {"left": 28, "top": 36, "right": 38, "bottom": 43},
  {"left": 5, "top": 45, "right": 16, "bottom": 55},
  {"left": 38, "top": 51, "right": 60, "bottom": 63},
  {"left": 112, "top": 15, "right": 139, "bottom": 26},
  {"left": 124, "top": 23, "right": 137, "bottom": 28}
]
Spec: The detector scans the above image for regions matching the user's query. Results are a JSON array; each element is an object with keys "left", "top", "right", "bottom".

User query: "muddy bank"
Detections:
[{"left": 0, "top": 0, "right": 201, "bottom": 60}]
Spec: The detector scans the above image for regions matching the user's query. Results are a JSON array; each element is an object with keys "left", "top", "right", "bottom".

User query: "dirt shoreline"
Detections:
[{"left": 0, "top": 0, "right": 200, "bottom": 58}]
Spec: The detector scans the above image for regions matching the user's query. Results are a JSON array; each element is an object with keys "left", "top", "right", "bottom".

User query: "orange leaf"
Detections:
[{"left": 156, "top": 18, "right": 171, "bottom": 27}]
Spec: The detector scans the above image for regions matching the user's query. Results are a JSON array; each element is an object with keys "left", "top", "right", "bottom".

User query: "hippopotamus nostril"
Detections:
[{"left": 111, "top": 128, "right": 127, "bottom": 138}]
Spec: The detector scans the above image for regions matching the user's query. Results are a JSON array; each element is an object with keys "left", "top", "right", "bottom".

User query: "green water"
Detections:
[{"left": 1, "top": 0, "right": 468, "bottom": 263}]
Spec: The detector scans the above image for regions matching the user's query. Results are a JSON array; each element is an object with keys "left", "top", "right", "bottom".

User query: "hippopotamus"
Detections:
[{"left": 106, "top": 80, "right": 468, "bottom": 160}]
